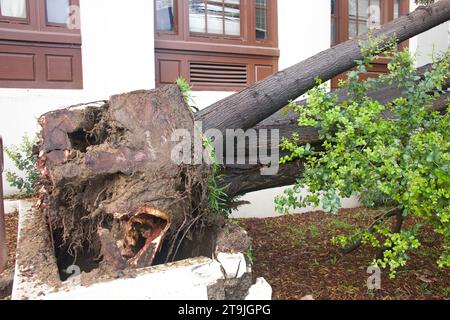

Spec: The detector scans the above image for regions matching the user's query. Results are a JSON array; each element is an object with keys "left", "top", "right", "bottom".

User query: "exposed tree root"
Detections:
[{"left": 37, "top": 86, "right": 212, "bottom": 272}]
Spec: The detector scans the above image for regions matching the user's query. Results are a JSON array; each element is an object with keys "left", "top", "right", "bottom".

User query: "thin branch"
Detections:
[{"left": 341, "top": 207, "right": 402, "bottom": 254}]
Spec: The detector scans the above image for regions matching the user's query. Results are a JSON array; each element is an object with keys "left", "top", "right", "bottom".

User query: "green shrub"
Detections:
[
  {"left": 275, "top": 36, "right": 450, "bottom": 277},
  {"left": 203, "top": 137, "right": 230, "bottom": 218},
  {"left": 5, "top": 135, "right": 39, "bottom": 195}
]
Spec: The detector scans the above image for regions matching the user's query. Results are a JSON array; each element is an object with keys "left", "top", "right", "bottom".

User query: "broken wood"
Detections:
[{"left": 197, "top": 0, "right": 450, "bottom": 132}]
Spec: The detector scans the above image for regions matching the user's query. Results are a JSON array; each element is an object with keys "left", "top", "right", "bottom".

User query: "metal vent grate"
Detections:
[{"left": 189, "top": 62, "right": 247, "bottom": 86}]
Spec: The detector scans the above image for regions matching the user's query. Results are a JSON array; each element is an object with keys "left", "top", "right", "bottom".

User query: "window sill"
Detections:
[
  {"left": 0, "top": 26, "right": 81, "bottom": 44},
  {"left": 155, "top": 39, "right": 280, "bottom": 57}
]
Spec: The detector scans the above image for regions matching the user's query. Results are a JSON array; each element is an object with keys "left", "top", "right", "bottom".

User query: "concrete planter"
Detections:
[{"left": 12, "top": 200, "right": 271, "bottom": 300}]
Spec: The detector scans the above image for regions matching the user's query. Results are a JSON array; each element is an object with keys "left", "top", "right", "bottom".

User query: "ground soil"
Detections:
[
  {"left": 239, "top": 207, "right": 450, "bottom": 300},
  {"left": 0, "top": 212, "right": 18, "bottom": 300}
]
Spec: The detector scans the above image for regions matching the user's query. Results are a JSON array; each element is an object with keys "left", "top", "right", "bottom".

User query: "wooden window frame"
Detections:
[
  {"left": 155, "top": 0, "right": 279, "bottom": 91},
  {"left": 332, "top": 0, "right": 409, "bottom": 45},
  {"left": 0, "top": 0, "right": 37, "bottom": 35},
  {"left": 156, "top": 0, "right": 278, "bottom": 50},
  {"left": 187, "top": 0, "right": 244, "bottom": 39},
  {"left": 0, "top": 0, "right": 30, "bottom": 24},
  {"left": 41, "top": 0, "right": 79, "bottom": 31},
  {"left": 331, "top": 0, "right": 409, "bottom": 89},
  {"left": 331, "top": 0, "right": 337, "bottom": 46},
  {"left": 0, "top": 0, "right": 80, "bottom": 44},
  {"left": 155, "top": 0, "right": 179, "bottom": 36},
  {"left": 0, "top": 0, "right": 82, "bottom": 89},
  {"left": 255, "top": 0, "right": 268, "bottom": 41}
]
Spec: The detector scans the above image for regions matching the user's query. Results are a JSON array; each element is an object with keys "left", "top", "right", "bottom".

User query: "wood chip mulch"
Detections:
[
  {"left": 1, "top": 208, "right": 449, "bottom": 300},
  {"left": 239, "top": 207, "right": 450, "bottom": 300},
  {"left": 1, "top": 211, "right": 18, "bottom": 300}
]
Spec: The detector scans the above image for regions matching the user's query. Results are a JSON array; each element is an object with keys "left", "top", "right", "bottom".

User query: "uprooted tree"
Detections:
[{"left": 35, "top": 1, "right": 450, "bottom": 274}]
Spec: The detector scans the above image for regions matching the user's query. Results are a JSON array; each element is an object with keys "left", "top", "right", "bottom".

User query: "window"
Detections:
[
  {"left": 331, "top": 0, "right": 337, "bottom": 45},
  {"left": 347, "top": 0, "right": 380, "bottom": 39},
  {"left": 155, "top": 0, "right": 279, "bottom": 91},
  {"left": 189, "top": 0, "right": 241, "bottom": 36},
  {"left": 331, "top": 0, "right": 409, "bottom": 46},
  {"left": 0, "top": 0, "right": 27, "bottom": 19},
  {"left": 255, "top": 0, "right": 267, "bottom": 39},
  {"left": 394, "top": 0, "right": 400, "bottom": 18},
  {"left": 46, "top": 0, "right": 71, "bottom": 25},
  {"left": 156, "top": 0, "right": 176, "bottom": 32},
  {"left": 0, "top": 0, "right": 82, "bottom": 89},
  {"left": 330, "top": 0, "right": 409, "bottom": 89}
]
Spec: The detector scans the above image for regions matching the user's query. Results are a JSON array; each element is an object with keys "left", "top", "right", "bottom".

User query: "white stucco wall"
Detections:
[
  {"left": 414, "top": 22, "right": 449, "bottom": 67},
  {"left": 277, "top": 0, "right": 331, "bottom": 70},
  {"left": 1, "top": 0, "right": 155, "bottom": 195},
  {"left": 80, "top": 0, "right": 155, "bottom": 96},
  {"left": 192, "top": 0, "right": 332, "bottom": 110},
  {"left": 230, "top": 0, "right": 336, "bottom": 218},
  {"left": 409, "top": 0, "right": 450, "bottom": 67}
]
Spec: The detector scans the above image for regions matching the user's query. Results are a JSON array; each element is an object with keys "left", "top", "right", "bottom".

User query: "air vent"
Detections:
[{"left": 190, "top": 62, "right": 247, "bottom": 87}]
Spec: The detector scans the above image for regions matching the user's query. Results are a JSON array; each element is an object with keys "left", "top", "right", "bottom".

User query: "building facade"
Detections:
[{"left": 0, "top": 0, "right": 448, "bottom": 216}]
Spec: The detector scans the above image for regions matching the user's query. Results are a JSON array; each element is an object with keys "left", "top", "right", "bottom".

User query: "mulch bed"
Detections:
[
  {"left": 0, "top": 211, "right": 18, "bottom": 300},
  {"left": 1, "top": 207, "right": 448, "bottom": 300},
  {"left": 239, "top": 207, "right": 450, "bottom": 300}
]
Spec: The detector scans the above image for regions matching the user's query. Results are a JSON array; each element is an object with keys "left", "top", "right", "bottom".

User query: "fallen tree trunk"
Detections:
[
  {"left": 254, "top": 63, "right": 450, "bottom": 141},
  {"left": 223, "top": 88, "right": 450, "bottom": 197},
  {"left": 197, "top": 0, "right": 450, "bottom": 132}
]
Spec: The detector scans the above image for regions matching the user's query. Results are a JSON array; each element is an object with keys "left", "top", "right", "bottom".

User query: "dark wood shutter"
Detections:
[
  {"left": 0, "top": 0, "right": 82, "bottom": 89},
  {"left": 331, "top": 0, "right": 410, "bottom": 89}
]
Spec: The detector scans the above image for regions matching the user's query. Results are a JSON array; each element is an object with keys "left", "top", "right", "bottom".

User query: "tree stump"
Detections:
[{"left": 37, "top": 85, "right": 210, "bottom": 271}]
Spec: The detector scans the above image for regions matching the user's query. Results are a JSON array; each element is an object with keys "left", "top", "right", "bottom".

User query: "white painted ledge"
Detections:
[
  {"left": 245, "top": 278, "right": 272, "bottom": 300},
  {"left": 3, "top": 200, "right": 19, "bottom": 215}
]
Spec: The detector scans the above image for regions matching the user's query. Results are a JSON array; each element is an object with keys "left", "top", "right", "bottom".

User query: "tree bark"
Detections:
[
  {"left": 196, "top": 0, "right": 450, "bottom": 132},
  {"left": 255, "top": 62, "right": 450, "bottom": 140},
  {"left": 223, "top": 160, "right": 306, "bottom": 198}
]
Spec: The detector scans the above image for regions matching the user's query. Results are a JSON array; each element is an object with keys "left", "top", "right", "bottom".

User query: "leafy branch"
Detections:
[{"left": 276, "top": 35, "right": 450, "bottom": 277}]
